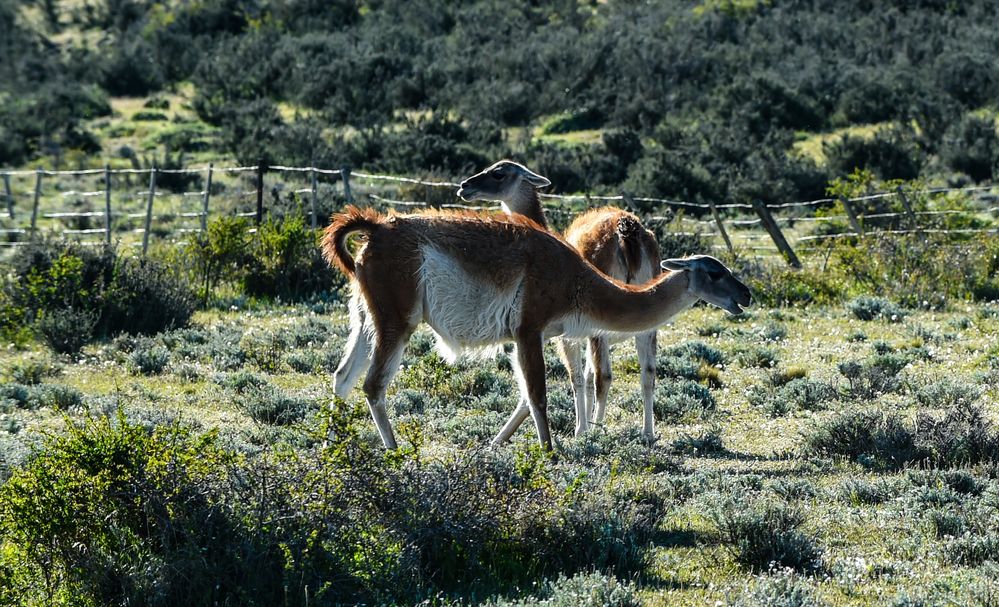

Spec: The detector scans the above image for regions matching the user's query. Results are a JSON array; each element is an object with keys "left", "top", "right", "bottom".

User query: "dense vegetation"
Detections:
[
  {"left": 3, "top": 0, "right": 998, "bottom": 207},
  {"left": 2, "top": 1, "right": 999, "bottom": 604}
]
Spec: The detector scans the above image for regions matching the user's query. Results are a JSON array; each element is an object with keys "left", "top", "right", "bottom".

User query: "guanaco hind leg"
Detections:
[
  {"left": 557, "top": 338, "right": 589, "bottom": 436},
  {"left": 361, "top": 321, "right": 417, "bottom": 449},
  {"left": 333, "top": 293, "right": 372, "bottom": 398},
  {"left": 635, "top": 331, "right": 657, "bottom": 440},
  {"left": 492, "top": 333, "right": 552, "bottom": 449},
  {"left": 589, "top": 337, "right": 612, "bottom": 426}
]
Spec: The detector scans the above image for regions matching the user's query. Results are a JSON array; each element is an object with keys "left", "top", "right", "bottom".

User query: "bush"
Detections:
[
  {"left": 4, "top": 242, "right": 195, "bottom": 352},
  {"left": 940, "top": 113, "right": 999, "bottom": 182},
  {"left": 713, "top": 497, "right": 823, "bottom": 572},
  {"left": 4, "top": 358, "right": 61, "bottom": 385},
  {"left": 654, "top": 378, "right": 716, "bottom": 421},
  {"left": 488, "top": 571, "right": 640, "bottom": 607},
  {"left": 733, "top": 345, "right": 779, "bottom": 368},
  {"left": 128, "top": 339, "right": 171, "bottom": 375},
  {"left": 730, "top": 569, "right": 823, "bottom": 607},
  {"left": 838, "top": 353, "right": 909, "bottom": 399},
  {"left": 656, "top": 340, "right": 726, "bottom": 382},
  {"left": 803, "top": 402, "right": 999, "bottom": 469},
  {"left": 36, "top": 307, "right": 98, "bottom": 354},
  {"left": 750, "top": 378, "right": 837, "bottom": 417},
  {"left": 915, "top": 379, "right": 982, "bottom": 408},
  {"left": 234, "top": 386, "right": 314, "bottom": 426},
  {"left": 802, "top": 409, "right": 920, "bottom": 469},
  {"left": 242, "top": 215, "right": 338, "bottom": 300},
  {"left": 824, "top": 126, "right": 923, "bottom": 181},
  {"left": 847, "top": 296, "right": 907, "bottom": 322},
  {"left": 0, "top": 412, "right": 239, "bottom": 606}
]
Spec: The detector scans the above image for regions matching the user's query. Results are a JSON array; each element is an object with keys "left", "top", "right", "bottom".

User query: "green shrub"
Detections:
[
  {"left": 743, "top": 265, "right": 844, "bottom": 308},
  {"left": 836, "top": 235, "right": 995, "bottom": 309},
  {"left": 838, "top": 353, "right": 909, "bottom": 399},
  {"left": 802, "top": 409, "right": 920, "bottom": 469},
  {"left": 803, "top": 402, "right": 999, "bottom": 469},
  {"left": 128, "top": 339, "right": 171, "bottom": 375},
  {"left": 488, "top": 571, "right": 640, "bottom": 607},
  {"left": 733, "top": 344, "right": 779, "bottom": 368},
  {"left": 944, "top": 532, "right": 999, "bottom": 567},
  {"left": 836, "top": 478, "right": 895, "bottom": 505},
  {"left": 100, "top": 257, "right": 196, "bottom": 337},
  {"left": 243, "top": 215, "right": 338, "bottom": 300},
  {"left": 654, "top": 378, "right": 716, "bottom": 421},
  {"left": 730, "top": 570, "right": 823, "bottom": 607},
  {"left": 36, "top": 307, "right": 98, "bottom": 354},
  {"left": 4, "top": 241, "right": 195, "bottom": 352},
  {"left": 133, "top": 110, "right": 169, "bottom": 121},
  {"left": 0, "top": 412, "right": 238, "bottom": 606},
  {"left": 234, "top": 386, "right": 314, "bottom": 426},
  {"left": 713, "top": 497, "right": 823, "bottom": 572},
  {"left": 657, "top": 341, "right": 726, "bottom": 380},
  {"left": 672, "top": 426, "right": 726, "bottom": 455},
  {"left": 27, "top": 383, "right": 84, "bottom": 410},
  {"left": 847, "top": 296, "right": 907, "bottom": 322},
  {"left": 4, "top": 358, "right": 61, "bottom": 385},
  {"left": 750, "top": 378, "right": 837, "bottom": 418},
  {"left": 914, "top": 401, "right": 999, "bottom": 467},
  {"left": 285, "top": 350, "right": 322, "bottom": 373},
  {"left": 915, "top": 379, "right": 982, "bottom": 408}
]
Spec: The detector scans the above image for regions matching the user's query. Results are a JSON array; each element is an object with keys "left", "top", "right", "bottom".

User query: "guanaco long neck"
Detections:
[
  {"left": 580, "top": 268, "right": 698, "bottom": 334},
  {"left": 502, "top": 183, "right": 548, "bottom": 228}
]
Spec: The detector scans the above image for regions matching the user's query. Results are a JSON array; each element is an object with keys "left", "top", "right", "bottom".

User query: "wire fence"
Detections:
[{"left": 1, "top": 162, "right": 996, "bottom": 267}]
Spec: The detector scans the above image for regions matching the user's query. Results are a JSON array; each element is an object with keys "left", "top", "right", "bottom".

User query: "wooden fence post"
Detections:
[
  {"left": 621, "top": 191, "right": 641, "bottom": 216},
  {"left": 2, "top": 173, "right": 13, "bottom": 219},
  {"left": 104, "top": 164, "right": 112, "bottom": 244},
  {"left": 341, "top": 165, "right": 354, "bottom": 204},
  {"left": 708, "top": 200, "right": 735, "bottom": 257},
  {"left": 255, "top": 159, "right": 265, "bottom": 226},
  {"left": 30, "top": 169, "right": 42, "bottom": 240},
  {"left": 840, "top": 197, "right": 865, "bottom": 237},
  {"left": 895, "top": 186, "right": 919, "bottom": 230},
  {"left": 310, "top": 168, "right": 318, "bottom": 229},
  {"left": 752, "top": 199, "right": 801, "bottom": 268},
  {"left": 142, "top": 166, "right": 157, "bottom": 256},
  {"left": 202, "top": 163, "right": 213, "bottom": 232}
]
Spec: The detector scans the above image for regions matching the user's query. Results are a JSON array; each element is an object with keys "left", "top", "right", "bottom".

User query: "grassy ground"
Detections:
[{"left": 2, "top": 296, "right": 997, "bottom": 604}]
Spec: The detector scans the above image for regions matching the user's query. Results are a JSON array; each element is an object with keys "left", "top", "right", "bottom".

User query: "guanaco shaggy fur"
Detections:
[
  {"left": 323, "top": 206, "right": 751, "bottom": 450},
  {"left": 459, "top": 160, "right": 664, "bottom": 439}
]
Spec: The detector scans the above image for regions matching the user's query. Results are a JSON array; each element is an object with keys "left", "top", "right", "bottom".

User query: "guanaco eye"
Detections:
[
  {"left": 707, "top": 269, "right": 725, "bottom": 281},
  {"left": 490, "top": 169, "right": 505, "bottom": 180}
]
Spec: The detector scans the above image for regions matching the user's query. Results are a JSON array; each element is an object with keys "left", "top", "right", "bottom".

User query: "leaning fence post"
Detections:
[
  {"left": 708, "top": 200, "right": 735, "bottom": 257},
  {"left": 104, "top": 164, "right": 112, "bottom": 244},
  {"left": 895, "top": 186, "right": 919, "bottom": 230},
  {"left": 29, "top": 169, "right": 42, "bottom": 240},
  {"left": 255, "top": 159, "right": 266, "bottom": 226},
  {"left": 621, "top": 191, "right": 641, "bottom": 216},
  {"left": 202, "top": 163, "right": 213, "bottom": 232},
  {"left": 2, "top": 172, "right": 13, "bottom": 219},
  {"left": 340, "top": 165, "right": 354, "bottom": 204},
  {"left": 752, "top": 199, "right": 801, "bottom": 269},
  {"left": 142, "top": 165, "right": 157, "bottom": 256},
  {"left": 310, "top": 167, "right": 318, "bottom": 229},
  {"left": 839, "top": 196, "right": 865, "bottom": 237}
]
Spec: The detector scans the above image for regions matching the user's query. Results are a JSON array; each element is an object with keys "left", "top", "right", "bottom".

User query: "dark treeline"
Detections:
[{"left": 2, "top": 0, "right": 999, "bottom": 206}]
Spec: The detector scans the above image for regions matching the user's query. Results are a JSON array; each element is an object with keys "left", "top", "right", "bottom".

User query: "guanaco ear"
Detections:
[
  {"left": 661, "top": 258, "right": 690, "bottom": 271},
  {"left": 514, "top": 165, "right": 551, "bottom": 188}
]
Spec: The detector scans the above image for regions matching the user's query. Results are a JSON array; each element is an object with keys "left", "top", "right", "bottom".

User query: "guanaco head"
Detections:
[
  {"left": 661, "top": 255, "right": 752, "bottom": 315},
  {"left": 457, "top": 160, "right": 551, "bottom": 214}
]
